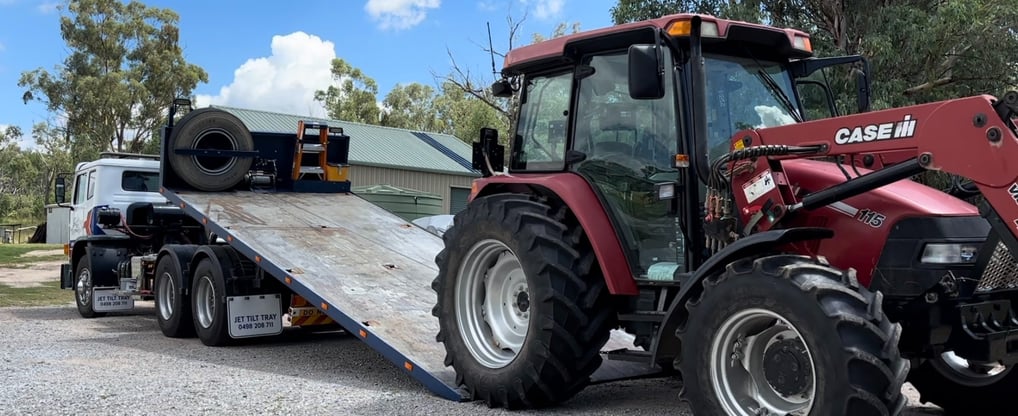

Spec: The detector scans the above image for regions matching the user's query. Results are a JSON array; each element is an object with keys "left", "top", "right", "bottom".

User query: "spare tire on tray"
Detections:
[{"left": 167, "top": 108, "right": 254, "bottom": 192}]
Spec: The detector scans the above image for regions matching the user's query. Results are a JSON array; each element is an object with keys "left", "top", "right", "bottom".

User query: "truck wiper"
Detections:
[{"left": 755, "top": 68, "right": 803, "bottom": 123}]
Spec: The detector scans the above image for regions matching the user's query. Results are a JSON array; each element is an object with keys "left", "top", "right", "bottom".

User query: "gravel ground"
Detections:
[{"left": 0, "top": 302, "right": 944, "bottom": 416}]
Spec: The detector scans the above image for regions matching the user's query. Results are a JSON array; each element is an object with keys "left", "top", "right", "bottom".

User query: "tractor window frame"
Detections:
[{"left": 508, "top": 68, "right": 575, "bottom": 172}]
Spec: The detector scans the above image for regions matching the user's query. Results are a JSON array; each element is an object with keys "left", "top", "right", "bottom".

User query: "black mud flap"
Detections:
[{"left": 60, "top": 263, "right": 73, "bottom": 289}]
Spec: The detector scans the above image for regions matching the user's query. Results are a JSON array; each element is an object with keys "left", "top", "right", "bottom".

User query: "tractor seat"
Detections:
[{"left": 593, "top": 141, "right": 633, "bottom": 156}]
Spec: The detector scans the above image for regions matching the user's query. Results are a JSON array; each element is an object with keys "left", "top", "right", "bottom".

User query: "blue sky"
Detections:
[{"left": 0, "top": 0, "right": 618, "bottom": 148}]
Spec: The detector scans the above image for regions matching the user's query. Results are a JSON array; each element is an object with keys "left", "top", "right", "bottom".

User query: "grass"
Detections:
[
  {"left": 0, "top": 281, "right": 72, "bottom": 307},
  {"left": 0, "top": 244, "right": 64, "bottom": 266}
]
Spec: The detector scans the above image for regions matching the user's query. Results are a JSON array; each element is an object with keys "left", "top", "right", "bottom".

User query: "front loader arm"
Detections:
[{"left": 721, "top": 92, "right": 1018, "bottom": 244}]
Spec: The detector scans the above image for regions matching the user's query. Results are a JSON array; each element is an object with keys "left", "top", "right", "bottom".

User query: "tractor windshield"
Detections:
[{"left": 703, "top": 53, "right": 800, "bottom": 160}]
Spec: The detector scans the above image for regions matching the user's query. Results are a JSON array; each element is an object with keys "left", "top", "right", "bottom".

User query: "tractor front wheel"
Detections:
[
  {"left": 677, "top": 254, "right": 909, "bottom": 416},
  {"left": 909, "top": 351, "right": 1018, "bottom": 414},
  {"left": 432, "top": 193, "right": 615, "bottom": 409}
]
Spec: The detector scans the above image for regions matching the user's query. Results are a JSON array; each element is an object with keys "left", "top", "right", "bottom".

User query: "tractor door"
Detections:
[{"left": 570, "top": 49, "right": 688, "bottom": 279}]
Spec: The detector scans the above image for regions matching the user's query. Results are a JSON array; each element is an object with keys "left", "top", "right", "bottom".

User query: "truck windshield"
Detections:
[{"left": 703, "top": 53, "right": 799, "bottom": 161}]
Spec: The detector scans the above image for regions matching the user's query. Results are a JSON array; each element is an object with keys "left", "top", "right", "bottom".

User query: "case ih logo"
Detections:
[{"left": 834, "top": 115, "right": 918, "bottom": 145}]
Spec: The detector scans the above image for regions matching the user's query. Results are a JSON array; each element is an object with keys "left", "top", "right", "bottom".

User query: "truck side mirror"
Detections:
[
  {"left": 628, "top": 44, "right": 664, "bottom": 100},
  {"left": 54, "top": 176, "right": 66, "bottom": 205}
]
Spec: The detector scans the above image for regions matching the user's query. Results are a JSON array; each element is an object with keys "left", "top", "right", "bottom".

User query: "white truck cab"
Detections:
[
  {"left": 66, "top": 154, "right": 165, "bottom": 244},
  {"left": 55, "top": 153, "right": 202, "bottom": 318}
]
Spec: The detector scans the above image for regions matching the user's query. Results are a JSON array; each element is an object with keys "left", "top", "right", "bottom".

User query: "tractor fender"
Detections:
[
  {"left": 156, "top": 244, "right": 200, "bottom": 296},
  {"left": 650, "top": 227, "right": 835, "bottom": 366},
  {"left": 473, "top": 173, "right": 638, "bottom": 295}
]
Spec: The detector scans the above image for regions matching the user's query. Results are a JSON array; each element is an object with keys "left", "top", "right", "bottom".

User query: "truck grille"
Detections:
[{"left": 977, "top": 241, "right": 1018, "bottom": 292}]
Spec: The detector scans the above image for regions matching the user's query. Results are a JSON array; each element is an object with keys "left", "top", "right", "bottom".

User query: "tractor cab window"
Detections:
[
  {"left": 572, "top": 49, "right": 686, "bottom": 279},
  {"left": 703, "top": 54, "right": 799, "bottom": 161},
  {"left": 509, "top": 71, "right": 572, "bottom": 171}
]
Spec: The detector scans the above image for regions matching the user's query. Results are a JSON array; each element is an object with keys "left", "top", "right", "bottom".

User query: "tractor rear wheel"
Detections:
[
  {"left": 432, "top": 193, "right": 616, "bottom": 409},
  {"left": 909, "top": 351, "right": 1018, "bottom": 414},
  {"left": 677, "top": 254, "right": 909, "bottom": 416}
]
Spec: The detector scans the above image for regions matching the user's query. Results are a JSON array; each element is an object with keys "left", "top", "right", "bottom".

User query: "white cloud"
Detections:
[
  {"left": 37, "top": 1, "right": 58, "bottom": 14},
  {"left": 477, "top": 0, "right": 500, "bottom": 11},
  {"left": 521, "top": 0, "right": 563, "bottom": 20},
  {"left": 364, "top": 0, "right": 440, "bottom": 31},
  {"left": 195, "top": 31, "right": 336, "bottom": 118},
  {"left": 0, "top": 41, "right": 5, "bottom": 52}
]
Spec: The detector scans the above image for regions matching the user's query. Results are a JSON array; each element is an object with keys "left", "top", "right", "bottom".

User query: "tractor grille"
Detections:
[{"left": 977, "top": 241, "right": 1018, "bottom": 292}]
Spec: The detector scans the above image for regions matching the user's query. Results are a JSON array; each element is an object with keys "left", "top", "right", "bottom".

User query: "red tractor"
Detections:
[{"left": 431, "top": 13, "right": 1018, "bottom": 416}]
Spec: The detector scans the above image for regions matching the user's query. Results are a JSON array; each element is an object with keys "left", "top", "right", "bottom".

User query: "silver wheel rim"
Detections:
[
  {"left": 454, "top": 239, "right": 530, "bottom": 369},
  {"left": 191, "top": 128, "right": 238, "bottom": 175},
  {"left": 932, "top": 351, "right": 1011, "bottom": 387},
  {"left": 76, "top": 267, "right": 92, "bottom": 307},
  {"left": 157, "top": 272, "right": 175, "bottom": 321},
  {"left": 194, "top": 275, "right": 217, "bottom": 329},
  {"left": 710, "top": 308, "right": 816, "bottom": 416}
]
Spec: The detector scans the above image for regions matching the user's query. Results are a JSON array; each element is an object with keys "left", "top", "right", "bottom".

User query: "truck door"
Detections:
[{"left": 68, "top": 169, "right": 96, "bottom": 243}]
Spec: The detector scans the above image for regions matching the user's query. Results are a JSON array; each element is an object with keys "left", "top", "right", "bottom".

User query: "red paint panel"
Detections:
[
  {"left": 503, "top": 13, "right": 810, "bottom": 72},
  {"left": 781, "top": 159, "right": 978, "bottom": 287},
  {"left": 745, "top": 94, "right": 1018, "bottom": 286},
  {"left": 474, "top": 173, "right": 638, "bottom": 296}
]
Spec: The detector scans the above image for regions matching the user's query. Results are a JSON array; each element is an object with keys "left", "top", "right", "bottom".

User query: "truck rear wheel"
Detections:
[
  {"left": 191, "top": 257, "right": 231, "bottom": 346},
  {"left": 432, "top": 193, "right": 615, "bottom": 409},
  {"left": 909, "top": 351, "right": 1018, "bottom": 414},
  {"left": 167, "top": 108, "right": 254, "bottom": 192},
  {"left": 73, "top": 258, "right": 105, "bottom": 319},
  {"left": 154, "top": 254, "right": 194, "bottom": 338},
  {"left": 677, "top": 254, "right": 908, "bottom": 416}
]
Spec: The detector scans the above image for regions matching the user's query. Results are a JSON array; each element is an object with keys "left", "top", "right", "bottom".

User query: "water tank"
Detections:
[{"left": 352, "top": 184, "right": 443, "bottom": 222}]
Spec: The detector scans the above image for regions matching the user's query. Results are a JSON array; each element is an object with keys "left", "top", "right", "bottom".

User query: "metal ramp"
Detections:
[{"left": 166, "top": 190, "right": 662, "bottom": 401}]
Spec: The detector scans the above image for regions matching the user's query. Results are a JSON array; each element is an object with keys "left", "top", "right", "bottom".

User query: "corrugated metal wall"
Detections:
[{"left": 348, "top": 164, "right": 476, "bottom": 214}]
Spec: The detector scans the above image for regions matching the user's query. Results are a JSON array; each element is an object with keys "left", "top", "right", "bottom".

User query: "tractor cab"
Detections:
[{"left": 476, "top": 14, "right": 868, "bottom": 279}]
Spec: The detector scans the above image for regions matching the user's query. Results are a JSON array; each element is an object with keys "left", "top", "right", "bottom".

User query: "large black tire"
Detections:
[
  {"left": 909, "top": 352, "right": 1018, "bottom": 414},
  {"left": 167, "top": 108, "right": 254, "bottom": 192},
  {"left": 154, "top": 254, "right": 195, "bottom": 338},
  {"left": 73, "top": 258, "right": 105, "bottom": 319},
  {"left": 432, "top": 193, "right": 616, "bottom": 409},
  {"left": 677, "top": 254, "right": 909, "bottom": 416},
  {"left": 191, "top": 257, "right": 232, "bottom": 346}
]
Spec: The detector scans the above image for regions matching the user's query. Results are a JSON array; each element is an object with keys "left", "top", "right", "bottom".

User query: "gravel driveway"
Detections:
[{"left": 0, "top": 303, "right": 943, "bottom": 415}]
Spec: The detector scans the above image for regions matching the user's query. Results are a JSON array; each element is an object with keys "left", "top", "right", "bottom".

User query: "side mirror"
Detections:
[
  {"left": 472, "top": 127, "right": 505, "bottom": 177},
  {"left": 628, "top": 44, "right": 664, "bottom": 100},
  {"left": 855, "top": 68, "right": 871, "bottom": 113},
  {"left": 491, "top": 79, "right": 513, "bottom": 98},
  {"left": 54, "top": 176, "right": 66, "bottom": 205}
]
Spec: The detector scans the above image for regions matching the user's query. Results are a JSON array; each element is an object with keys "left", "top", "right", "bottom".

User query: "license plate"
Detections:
[
  {"left": 92, "top": 289, "right": 134, "bottom": 312},
  {"left": 227, "top": 294, "right": 283, "bottom": 338}
]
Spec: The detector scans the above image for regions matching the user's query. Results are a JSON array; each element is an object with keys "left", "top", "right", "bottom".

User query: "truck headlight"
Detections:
[{"left": 921, "top": 243, "right": 979, "bottom": 264}]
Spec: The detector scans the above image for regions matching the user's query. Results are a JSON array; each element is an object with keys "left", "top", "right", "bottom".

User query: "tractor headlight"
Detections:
[{"left": 920, "top": 243, "right": 979, "bottom": 264}]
